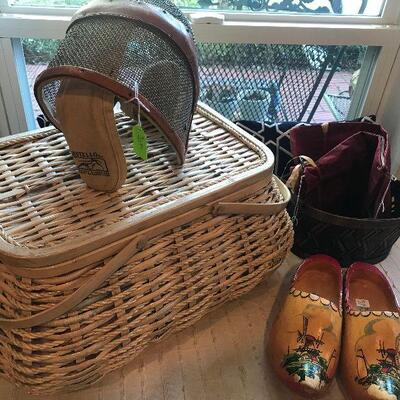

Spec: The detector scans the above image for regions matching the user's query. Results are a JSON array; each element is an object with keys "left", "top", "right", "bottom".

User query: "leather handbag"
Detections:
[{"left": 290, "top": 121, "right": 391, "bottom": 218}]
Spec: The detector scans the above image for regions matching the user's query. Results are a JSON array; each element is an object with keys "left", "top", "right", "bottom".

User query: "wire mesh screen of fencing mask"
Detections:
[{"left": 35, "top": 0, "right": 199, "bottom": 164}]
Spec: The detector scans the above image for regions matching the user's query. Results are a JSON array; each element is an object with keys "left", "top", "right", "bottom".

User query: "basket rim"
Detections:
[
  {"left": 0, "top": 102, "right": 274, "bottom": 268},
  {"left": 298, "top": 201, "right": 400, "bottom": 229}
]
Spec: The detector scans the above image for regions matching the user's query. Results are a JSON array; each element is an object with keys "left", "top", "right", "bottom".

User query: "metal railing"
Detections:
[{"left": 198, "top": 43, "right": 359, "bottom": 122}]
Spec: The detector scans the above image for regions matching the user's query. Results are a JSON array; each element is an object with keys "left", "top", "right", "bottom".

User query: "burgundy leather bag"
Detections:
[{"left": 289, "top": 122, "right": 391, "bottom": 218}]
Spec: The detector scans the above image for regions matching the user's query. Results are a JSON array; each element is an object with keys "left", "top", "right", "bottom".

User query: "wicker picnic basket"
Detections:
[{"left": 0, "top": 103, "right": 293, "bottom": 394}]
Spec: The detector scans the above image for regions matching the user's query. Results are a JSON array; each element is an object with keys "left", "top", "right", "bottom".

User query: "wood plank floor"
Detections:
[{"left": 1, "top": 248, "right": 399, "bottom": 400}]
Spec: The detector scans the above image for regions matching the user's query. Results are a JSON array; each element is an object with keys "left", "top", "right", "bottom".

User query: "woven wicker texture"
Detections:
[
  {"left": 0, "top": 104, "right": 293, "bottom": 394},
  {"left": 0, "top": 182, "right": 292, "bottom": 394},
  {"left": 0, "top": 107, "right": 265, "bottom": 250}
]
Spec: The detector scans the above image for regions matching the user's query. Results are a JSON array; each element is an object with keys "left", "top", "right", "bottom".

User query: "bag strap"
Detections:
[
  {"left": 0, "top": 237, "right": 143, "bottom": 329},
  {"left": 213, "top": 176, "right": 290, "bottom": 217},
  {"left": 0, "top": 175, "right": 290, "bottom": 329}
]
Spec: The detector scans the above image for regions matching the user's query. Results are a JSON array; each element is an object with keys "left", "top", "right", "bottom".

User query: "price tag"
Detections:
[
  {"left": 356, "top": 298, "right": 370, "bottom": 310},
  {"left": 132, "top": 124, "right": 148, "bottom": 161}
]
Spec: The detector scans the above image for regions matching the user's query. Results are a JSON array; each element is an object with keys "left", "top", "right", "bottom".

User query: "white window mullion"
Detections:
[
  {"left": 347, "top": 46, "right": 381, "bottom": 119},
  {"left": 192, "top": 20, "right": 399, "bottom": 46},
  {"left": 0, "top": 88, "right": 11, "bottom": 137},
  {"left": 362, "top": 43, "right": 400, "bottom": 119},
  {"left": 0, "top": 14, "right": 69, "bottom": 39},
  {"left": 381, "top": 0, "right": 400, "bottom": 25},
  {"left": 0, "top": 38, "right": 34, "bottom": 133},
  {"left": 11, "top": 38, "right": 36, "bottom": 130}
]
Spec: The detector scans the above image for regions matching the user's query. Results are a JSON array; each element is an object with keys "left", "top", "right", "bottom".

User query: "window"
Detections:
[
  {"left": 4, "top": 0, "right": 387, "bottom": 16},
  {"left": 21, "top": 39, "right": 59, "bottom": 125},
  {"left": 21, "top": 38, "right": 366, "bottom": 126},
  {"left": 0, "top": 0, "right": 399, "bottom": 134},
  {"left": 1, "top": 0, "right": 397, "bottom": 23}
]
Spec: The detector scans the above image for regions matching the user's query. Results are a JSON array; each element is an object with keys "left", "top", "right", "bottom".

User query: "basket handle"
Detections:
[
  {"left": 0, "top": 237, "right": 144, "bottom": 329},
  {"left": 213, "top": 175, "right": 291, "bottom": 217},
  {"left": 0, "top": 176, "right": 288, "bottom": 329}
]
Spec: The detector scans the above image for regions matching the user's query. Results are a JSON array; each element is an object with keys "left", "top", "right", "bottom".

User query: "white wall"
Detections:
[
  {"left": 380, "top": 46, "right": 400, "bottom": 174},
  {"left": 0, "top": 88, "right": 10, "bottom": 137}
]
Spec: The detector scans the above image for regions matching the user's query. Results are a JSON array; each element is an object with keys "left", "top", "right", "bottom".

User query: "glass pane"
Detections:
[
  {"left": 177, "top": 0, "right": 385, "bottom": 15},
  {"left": 9, "top": 0, "right": 386, "bottom": 15},
  {"left": 22, "top": 39, "right": 59, "bottom": 127},
  {"left": 10, "top": 0, "right": 85, "bottom": 6},
  {"left": 198, "top": 43, "right": 367, "bottom": 122},
  {"left": 22, "top": 39, "right": 367, "bottom": 128}
]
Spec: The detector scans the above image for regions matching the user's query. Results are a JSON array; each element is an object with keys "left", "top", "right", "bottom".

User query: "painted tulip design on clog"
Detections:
[{"left": 269, "top": 255, "right": 343, "bottom": 397}]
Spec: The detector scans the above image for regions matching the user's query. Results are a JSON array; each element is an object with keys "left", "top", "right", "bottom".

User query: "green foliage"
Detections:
[
  {"left": 368, "top": 364, "right": 381, "bottom": 375},
  {"left": 357, "top": 364, "right": 400, "bottom": 397},
  {"left": 22, "top": 36, "right": 365, "bottom": 74},
  {"left": 282, "top": 352, "right": 301, "bottom": 367},
  {"left": 318, "top": 356, "right": 328, "bottom": 370},
  {"left": 198, "top": 43, "right": 310, "bottom": 68},
  {"left": 282, "top": 348, "right": 331, "bottom": 386},
  {"left": 13, "top": 0, "right": 198, "bottom": 6},
  {"left": 283, "top": 355, "right": 325, "bottom": 383},
  {"left": 342, "top": 45, "right": 366, "bottom": 71},
  {"left": 13, "top": 0, "right": 85, "bottom": 6},
  {"left": 22, "top": 39, "right": 60, "bottom": 64},
  {"left": 198, "top": 42, "right": 364, "bottom": 72},
  {"left": 173, "top": 0, "right": 199, "bottom": 7}
]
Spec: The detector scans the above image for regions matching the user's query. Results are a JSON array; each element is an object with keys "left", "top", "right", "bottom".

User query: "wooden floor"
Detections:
[{"left": 1, "top": 249, "right": 399, "bottom": 400}]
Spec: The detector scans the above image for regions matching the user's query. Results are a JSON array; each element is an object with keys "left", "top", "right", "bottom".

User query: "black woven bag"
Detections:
[{"left": 289, "top": 179, "right": 400, "bottom": 267}]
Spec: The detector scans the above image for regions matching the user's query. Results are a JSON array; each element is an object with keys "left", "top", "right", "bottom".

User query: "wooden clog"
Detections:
[
  {"left": 268, "top": 255, "right": 343, "bottom": 397},
  {"left": 341, "top": 262, "right": 400, "bottom": 400}
]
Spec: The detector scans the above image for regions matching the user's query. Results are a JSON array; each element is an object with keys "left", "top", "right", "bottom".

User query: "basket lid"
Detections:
[{"left": 0, "top": 103, "right": 273, "bottom": 269}]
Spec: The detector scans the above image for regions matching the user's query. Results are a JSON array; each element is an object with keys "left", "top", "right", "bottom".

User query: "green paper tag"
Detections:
[{"left": 132, "top": 124, "right": 148, "bottom": 161}]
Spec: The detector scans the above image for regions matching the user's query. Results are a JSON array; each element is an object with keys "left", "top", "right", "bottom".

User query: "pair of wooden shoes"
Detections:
[{"left": 269, "top": 255, "right": 400, "bottom": 399}]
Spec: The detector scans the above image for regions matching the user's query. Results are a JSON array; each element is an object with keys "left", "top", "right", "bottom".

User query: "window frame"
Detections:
[{"left": 0, "top": 0, "right": 399, "bottom": 24}]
